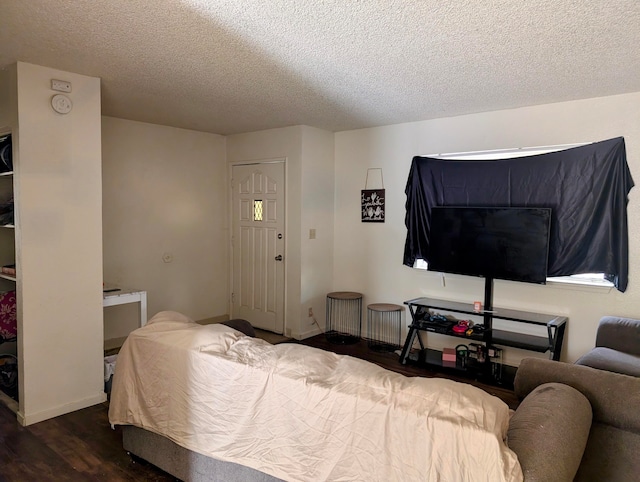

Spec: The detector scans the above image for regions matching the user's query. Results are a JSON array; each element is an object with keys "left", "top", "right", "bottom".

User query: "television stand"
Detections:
[{"left": 399, "top": 296, "right": 567, "bottom": 383}]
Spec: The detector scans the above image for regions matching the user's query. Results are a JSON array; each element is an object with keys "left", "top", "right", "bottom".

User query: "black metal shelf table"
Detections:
[{"left": 399, "top": 297, "right": 567, "bottom": 378}]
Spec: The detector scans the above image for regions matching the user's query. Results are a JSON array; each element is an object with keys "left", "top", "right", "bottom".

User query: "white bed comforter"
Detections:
[{"left": 109, "top": 311, "right": 522, "bottom": 482}]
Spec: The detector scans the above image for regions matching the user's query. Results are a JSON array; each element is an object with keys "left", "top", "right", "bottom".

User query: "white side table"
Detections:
[{"left": 103, "top": 287, "right": 148, "bottom": 327}]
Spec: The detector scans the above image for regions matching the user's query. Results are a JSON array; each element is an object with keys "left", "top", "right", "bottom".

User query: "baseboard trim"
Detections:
[
  {"left": 196, "top": 314, "right": 230, "bottom": 325},
  {"left": 0, "top": 390, "right": 18, "bottom": 414},
  {"left": 299, "top": 326, "right": 323, "bottom": 340},
  {"left": 18, "top": 392, "right": 106, "bottom": 426}
]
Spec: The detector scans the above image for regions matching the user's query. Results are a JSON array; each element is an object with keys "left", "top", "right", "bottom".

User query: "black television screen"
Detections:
[{"left": 427, "top": 207, "right": 552, "bottom": 284}]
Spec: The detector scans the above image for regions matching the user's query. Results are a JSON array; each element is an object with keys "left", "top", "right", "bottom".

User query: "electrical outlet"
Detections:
[
  {"left": 51, "top": 79, "right": 72, "bottom": 93},
  {"left": 308, "top": 307, "right": 313, "bottom": 317}
]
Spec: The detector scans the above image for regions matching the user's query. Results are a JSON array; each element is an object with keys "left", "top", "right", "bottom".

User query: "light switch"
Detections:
[{"left": 309, "top": 229, "right": 316, "bottom": 239}]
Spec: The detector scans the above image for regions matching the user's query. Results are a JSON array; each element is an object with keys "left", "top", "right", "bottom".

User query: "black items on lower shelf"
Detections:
[
  {"left": 0, "top": 134, "right": 11, "bottom": 173},
  {"left": 0, "top": 199, "right": 13, "bottom": 226}
]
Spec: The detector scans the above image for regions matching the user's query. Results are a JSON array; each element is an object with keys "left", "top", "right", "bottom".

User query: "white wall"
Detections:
[
  {"left": 300, "top": 126, "right": 335, "bottom": 337},
  {"left": 226, "top": 125, "right": 334, "bottom": 338},
  {"left": 334, "top": 92, "right": 640, "bottom": 364},
  {"left": 12, "top": 62, "right": 104, "bottom": 424},
  {"left": 102, "top": 117, "right": 228, "bottom": 338}
]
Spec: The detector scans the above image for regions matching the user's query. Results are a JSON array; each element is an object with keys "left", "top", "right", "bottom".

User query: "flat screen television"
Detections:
[{"left": 427, "top": 207, "right": 552, "bottom": 284}]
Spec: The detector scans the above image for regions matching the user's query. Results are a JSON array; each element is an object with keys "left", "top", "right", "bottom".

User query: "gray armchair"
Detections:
[{"left": 575, "top": 316, "right": 640, "bottom": 377}]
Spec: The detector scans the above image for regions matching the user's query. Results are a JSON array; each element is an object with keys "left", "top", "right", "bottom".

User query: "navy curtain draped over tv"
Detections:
[{"left": 403, "top": 137, "right": 634, "bottom": 292}]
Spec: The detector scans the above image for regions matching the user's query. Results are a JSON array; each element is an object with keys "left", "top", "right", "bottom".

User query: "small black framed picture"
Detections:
[{"left": 361, "top": 189, "right": 385, "bottom": 222}]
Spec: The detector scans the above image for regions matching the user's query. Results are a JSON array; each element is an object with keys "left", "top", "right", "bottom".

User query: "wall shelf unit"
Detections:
[
  {"left": 0, "top": 132, "right": 16, "bottom": 407},
  {"left": 0, "top": 147, "right": 15, "bottom": 287}
]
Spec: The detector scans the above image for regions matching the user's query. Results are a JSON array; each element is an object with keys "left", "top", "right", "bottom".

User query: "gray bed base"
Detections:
[{"left": 122, "top": 425, "right": 283, "bottom": 482}]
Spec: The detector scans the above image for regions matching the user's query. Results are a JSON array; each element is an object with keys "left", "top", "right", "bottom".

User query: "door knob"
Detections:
[{"left": 275, "top": 255, "right": 283, "bottom": 261}]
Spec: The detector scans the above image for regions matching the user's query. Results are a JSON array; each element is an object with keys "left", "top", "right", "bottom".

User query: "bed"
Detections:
[{"left": 108, "top": 311, "right": 523, "bottom": 481}]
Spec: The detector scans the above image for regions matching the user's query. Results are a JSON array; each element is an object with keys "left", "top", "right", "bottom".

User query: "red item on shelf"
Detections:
[{"left": 0, "top": 290, "right": 17, "bottom": 340}]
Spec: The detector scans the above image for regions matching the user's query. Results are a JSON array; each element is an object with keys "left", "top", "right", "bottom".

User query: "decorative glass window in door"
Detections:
[{"left": 253, "top": 200, "right": 263, "bottom": 221}]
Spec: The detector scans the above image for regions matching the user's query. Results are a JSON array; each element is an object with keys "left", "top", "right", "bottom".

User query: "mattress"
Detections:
[{"left": 109, "top": 311, "right": 522, "bottom": 482}]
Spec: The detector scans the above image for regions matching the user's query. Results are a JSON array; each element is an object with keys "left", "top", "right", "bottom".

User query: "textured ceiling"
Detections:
[{"left": 1, "top": 0, "right": 640, "bottom": 135}]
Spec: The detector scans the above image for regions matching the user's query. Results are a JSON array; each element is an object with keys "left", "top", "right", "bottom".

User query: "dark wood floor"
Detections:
[
  {"left": 0, "top": 401, "right": 174, "bottom": 481},
  {"left": 0, "top": 334, "right": 518, "bottom": 481}
]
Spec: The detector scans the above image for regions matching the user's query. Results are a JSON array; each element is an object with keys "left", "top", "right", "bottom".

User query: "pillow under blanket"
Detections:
[{"left": 221, "top": 318, "right": 256, "bottom": 338}]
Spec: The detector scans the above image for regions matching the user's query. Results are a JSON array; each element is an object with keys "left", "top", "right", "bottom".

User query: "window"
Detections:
[
  {"left": 414, "top": 259, "right": 613, "bottom": 288},
  {"left": 409, "top": 142, "right": 623, "bottom": 289}
]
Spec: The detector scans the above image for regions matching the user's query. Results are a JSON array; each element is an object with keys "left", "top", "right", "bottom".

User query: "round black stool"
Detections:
[
  {"left": 325, "top": 291, "right": 363, "bottom": 345},
  {"left": 366, "top": 303, "right": 403, "bottom": 352}
]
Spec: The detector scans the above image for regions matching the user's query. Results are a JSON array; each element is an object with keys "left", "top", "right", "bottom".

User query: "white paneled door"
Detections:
[{"left": 231, "top": 162, "right": 285, "bottom": 333}]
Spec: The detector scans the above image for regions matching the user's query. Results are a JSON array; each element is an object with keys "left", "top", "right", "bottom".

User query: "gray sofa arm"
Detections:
[
  {"left": 514, "top": 358, "right": 640, "bottom": 432},
  {"left": 595, "top": 316, "right": 640, "bottom": 356},
  {"left": 508, "top": 383, "right": 591, "bottom": 482}
]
